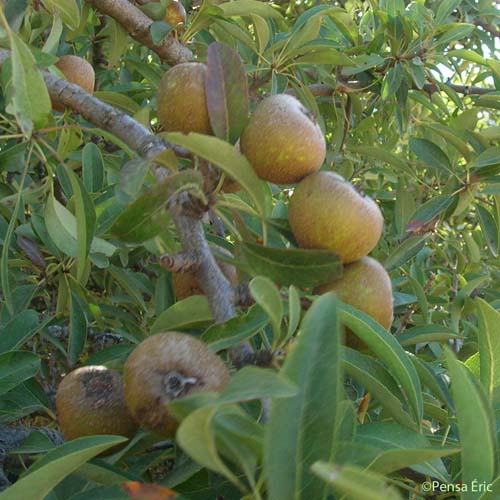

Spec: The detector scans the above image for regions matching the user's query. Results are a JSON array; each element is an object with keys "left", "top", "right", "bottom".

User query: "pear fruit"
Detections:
[
  {"left": 288, "top": 172, "right": 383, "bottom": 263},
  {"left": 157, "top": 62, "right": 212, "bottom": 135},
  {"left": 123, "top": 332, "right": 230, "bottom": 436},
  {"left": 172, "top": 245, "right": 237, "bottom": 300},
  {"left": 56, "top": 366, "right": 137, "bottom": 441},
  {"left": 164, "top": 0, "right": 187, "bottom": 35},
  {"left": 52, "top": 55, "right": 95, "bottom": 112},
  {"left": 240, "top": 94, "right": 326, "bottom": 184}
]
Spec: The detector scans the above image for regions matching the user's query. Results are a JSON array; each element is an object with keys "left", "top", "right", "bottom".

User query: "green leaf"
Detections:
[
  {"left": 68, "top": 291, "right": 88, "bottom": 366},
  {"left": 472, "top": 147, "right": 500, "bottom": 177},
  {"left": 338, "top": 303, "right": 423, "bottom": 425},
  {"left": 0, "top": 351, "right": 40, "bottom": 396},
  {"left": 341, "top": 347, "right": 414, "bottom": 428},
  {"left": 0, "top": 310, "right": 44, "bottom": 354},
  {"left": 248, "top": 276, "right": 283, "bottom": 343},
  {"left": 115, "top": 158, "right": 151, "bottom": 205},
  {"left": 477, "top": 204, "right": 499, "bottom": 257},
  {"left": 176, "top": 406, "right": 245, "bottom": 490},
  {"left": 110, "top": 170, "right": 201, "bottom": 243},
  {"left": 150, "top": 21, "right": 174, "bottom": 45},
  {"left": 65, "top": 168, "right": 96, "bottom": 282},
  {"left": 206, "top": 42, "right": 249, "bottom": 144},
  {"left": 218, "top": 366, "right": 298, "bottom": 404},
  {"left": 219, "top": 0, "right": 284, "bottom": 21},
  {"left": 311, "top": 462, "right": 403, "bottom": 500},
  {"left": 202, "top": 304, "right": 269, "bottom": 351},
  {"left": 353, "top": 423, "right": 457, "bottom": 481},
  {"left": 42, "top": 0, "right": 80, "bottom": 31},
  {"left": 398, "top": 324, "right": 460, "bottom": 346},
  {"left": 381, "top": 64, "right": 403, "bottom": 100},
  {"left": 240, "top": 242, "right": 342, "bottom": 287},
  {"left": 434, "top": 23, "right": 475, "bottom": 48},
  {"left": 409, "top": 138, "right": 452, "bottom": 175},
  {"left": 107, "top": 266, "right": 147, "bottom": 312},
  {"left": 44, "top": 194, "right": 116, "bottom": 258},
  {"left": 151, "top": 296, "right": 213, "bottom": 333},
  {"left": 444, "top": 348, "right": 496, "bottom": 499},
  {"left": 406, "top": 195, "right": 455, "bottom": 228},
  {"left": 435, "top": 0, "right": 461, "bottom": 25},
  {"left": 264, "top": 293, "right": 342, "bottom": 500},
  {"left": 0, "top": 24, "right": 50, "bottom": 135},
  {"left": 384, "top": 235, "right": 427, "bottom": 271},
  {"left": 476, "top": 299, "right": 500, "bottom": 405},
  {"left": 82, "top": 143, "right": 104, "bottom": 193},
  {"left": 0, "top": 436, "right": 127, "bottom": 500},
  {"left": 165, "top": 133, "right": 271, "bottom": 217}
]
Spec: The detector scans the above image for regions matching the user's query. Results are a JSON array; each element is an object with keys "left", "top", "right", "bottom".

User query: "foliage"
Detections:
[{"left": 0, "top": 0, "right": 500, "bottom": 499}]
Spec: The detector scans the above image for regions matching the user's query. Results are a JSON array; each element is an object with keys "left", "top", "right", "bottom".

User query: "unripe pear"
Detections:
[
  {"left": 56, "top": 366, "right": 138, "bottom": 441},
  {"left": 157, "top": 62, "right": 212, "bottom": 135},
  {"left": 240, "top": 94, "right": 326, "bottom": 184},
  {"left": 53, "top": 55, "right": 95, "bottom": 112},
  {"left": 172, "top": 246, "right": 237, "bottom": 300},
  {"left": 288, "top": 172, "right": 383, "bottom": 263},
  {"left": 123, "top": 332, "right": 230, "bottom": 436},
  {"left": 314, "top": 257, "right": 393, "bottom": 349}
]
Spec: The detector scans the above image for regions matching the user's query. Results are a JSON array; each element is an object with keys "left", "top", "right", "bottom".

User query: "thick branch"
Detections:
[{"left": 85, "top": 0, "right": 193, "bottom": 65}]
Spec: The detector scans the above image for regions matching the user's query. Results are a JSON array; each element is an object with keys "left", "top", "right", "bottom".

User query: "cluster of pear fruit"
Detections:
[
  {"left": 157, "top": 61, "right": 394, "bottom": 342},
  {"left": 56, "top": 332, "right": 230, "bottom": 443}
]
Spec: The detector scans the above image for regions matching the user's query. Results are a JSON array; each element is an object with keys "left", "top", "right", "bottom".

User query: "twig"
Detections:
[
  {"left": 473, "top": 19, "right": 500, "bottom": 37},
  {"left": 85, "top": 0, "right": 193, "bottom": 65}
]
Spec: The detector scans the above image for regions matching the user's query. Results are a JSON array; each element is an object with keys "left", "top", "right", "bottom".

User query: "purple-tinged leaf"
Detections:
[{"left": 206, "top": 42, "right": 249, "bottom": 144}]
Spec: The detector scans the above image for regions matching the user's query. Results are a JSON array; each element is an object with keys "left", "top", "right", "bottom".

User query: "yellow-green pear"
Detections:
[
  {"left": 240, "top": 94, "right": 326, "bottom": 184},
  {"left": 315, "top": 256, "right": 393, "bottom": 349},
  {"left": 157, "top": 62, "right": 212, "bottom": 134},
  {"left": 288, "top": 172, "right": 383, "bottom": 263}
]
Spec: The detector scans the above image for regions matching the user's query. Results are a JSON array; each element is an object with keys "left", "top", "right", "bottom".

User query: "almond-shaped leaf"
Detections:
[
  {"left": 110, "top": 170, "right": 202, "bottom": 243},
  {"left": 0, "top": 436, "right": 127, "bottom": 500},
  {"left": 338, "top": 303, "right": 423, "bottom": 424},
  {"left": 342, "top": 347, "right": 414, "bottom": 428},
  {"left": 476, "top": 204, "right": 499, "bottom": 257},
  {"left": 1, "top": 25, "right": 51, "bottom": 135},
  {"left": 354, "top": 422, "right": 456, "bottom": 481},
  {"left": 42, "top": 0, "right": 80, "bottom": 30},
  {"left": 265, "top": 293, "right": 342, "bottom": 500},
  {"left": 0, "top": 351, "right": 40, "bottom": 396},
  {"left": 219, "top": 0, "right": 285, "bottom": 21},
  {"left": 406, "top": 195, "right": 455, "bottom": 229},
  {"left": 151, "top": 296, "right": 214, "bottom": 333},
  {"left": 444, "top": 348, "right": 496, "bottom": 499},
  {"left": 476, "top": 299, "right": 500, "bottom": 405},
  {"left": 311, "top": 462, "right": 402, "bottom": 500},
  {"left": 384, "top": 235, "right": 427, "bottom": 271},
  {"left": 68, "top": 291, "right": 88, "bottom": 366},
  {"left": 249, "top": 276, "right": 283, "bottom": 342},
  {"left": 218, "top": 366, "right": 297, "bottom": 405},
  {"left": 472, "top": 147, "right": 500, "bottom": 178},
  {"left": 398, "top": 324, "right": 460, "bottom": 346},
  {"left": 409, "top": 138, "right": 452, "bottom": 175},
  {"left": 65, "top": 168, "right": 96, "bottom": 282},
  {"left": 202, "top": 304, "right": 268, "bottom": 351},
  {"left": 82, "top": 143, "right": 104, "bottom": 193},
  {"left": 0, "top": 310, "right": 42, "bottom": 354},
  {"left": 241, "top": 242, "right": 342, "bottom": 287},
  {"left": 206, "top": 43, "right": 249, "bottom": 144}
]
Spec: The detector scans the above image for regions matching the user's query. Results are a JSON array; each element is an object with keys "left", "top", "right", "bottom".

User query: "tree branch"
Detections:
[
  {"left": 0, "top": 47, "right": 250, "bottom": 364},
  {"left": 474, "top": 19, "right": 500, "bottom": 38},
  {"left": 85, "top": 0, "right": 193, "bottom": 65}
]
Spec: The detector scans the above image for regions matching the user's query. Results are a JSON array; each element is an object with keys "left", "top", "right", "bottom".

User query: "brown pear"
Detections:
[
  {"left": 157, "top": 62, "right": 212, "bottom": 135},
  {"left": 56, "top": 366, "right": 138, "bottom": 441},
  {"left": 123, "top": 332, "right": 230, "bottom": 436},
  {"left": 315, "top": 256, "right": 393, "bottom": 349},
  {"left": 165, "top": 0, "right": 187, "bottom": 35},
  {"left": 240, "top": 94, "right": 326, "bottom": 184},
  {"left": 172, "top": 245, "right": 237, "bottom": 300},
  {"left": 53, "top": 55, "right": 95, "bottom": 112},
  {"left": 288, "top": 172, "right": 383, "bottom": 263}
]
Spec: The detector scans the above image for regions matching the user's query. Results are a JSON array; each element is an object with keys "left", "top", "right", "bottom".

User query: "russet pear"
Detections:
[
  {"left": 123, "top": 332, "right": 229, "bottom": 436},
  {"left": 157, "top": 62, "right": 212, "bottom": 135},
  {"left": 288, "top": 172, "right": 383, "bottom": 263},
  {"left": 240, "top": 94, "right": 326, "bottom": 184},
  {"left": 52, "top": 55, "right": 95, "bottom": 112}
]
